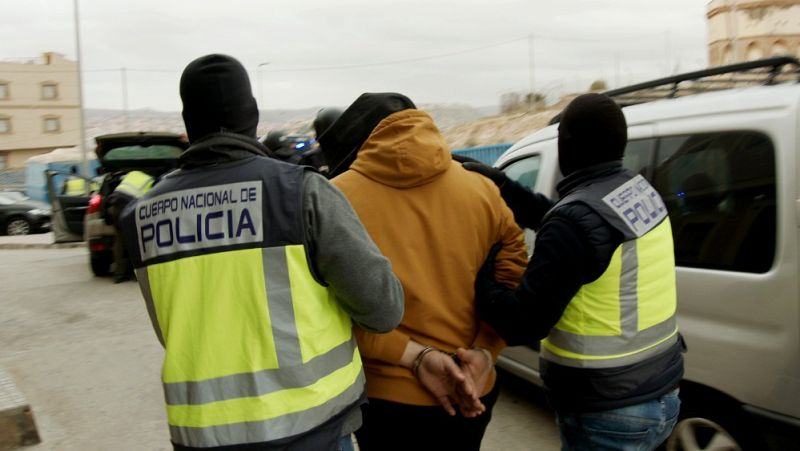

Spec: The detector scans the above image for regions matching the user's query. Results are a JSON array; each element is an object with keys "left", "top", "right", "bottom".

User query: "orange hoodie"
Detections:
[{"left": 332, "top": 109, "right": 528, "bottom": 406}]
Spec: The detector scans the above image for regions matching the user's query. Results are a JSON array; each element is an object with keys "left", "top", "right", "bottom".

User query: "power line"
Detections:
[
  {"left": 0, "top": 29, "right": 686, "bottom": 75},
  {"left": 266, "top": 31, "right": 676, "bottom": 73},
  {"left": 267, "top": 36, "right": 528, "bottom": 72}
]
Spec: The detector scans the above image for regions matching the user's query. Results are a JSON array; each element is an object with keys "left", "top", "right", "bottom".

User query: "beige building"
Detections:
[
  {"left": 708, "top": 0, "right": 800, "bottom": 66},
  {"left": 0, "top": 52, "right": 80, "bottom": 169}
]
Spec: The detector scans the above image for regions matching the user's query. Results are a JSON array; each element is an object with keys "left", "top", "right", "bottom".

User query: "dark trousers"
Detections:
[
  {"left": 355, "top": 381, "right": 501, "bottom": 451},
  {"left": 108, "top": 203, "right": 132, "bottom": 277}
]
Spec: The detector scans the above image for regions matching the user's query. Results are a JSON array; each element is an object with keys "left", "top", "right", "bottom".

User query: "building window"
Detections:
[
  {"left": 43, "top": 116, "right": 61, "bottom": 133},
  {"left": 746, "top": 42, "right": 763, "bottom": 61},
  {"left": 0, "top": 117, "right": 10, "bottom": 134},
  {"left": 723, "top": 44, "right": 733, "bottom": 64},
  {"left": 41, "top": 83, "right": 58, "bottom": 100},
  {"left": 772, "top": 40, "right": 788, "bottom": 57},
  {"left": 0, "top": 82, "right": 8, "bottom": 100},
  {"left": 0, "top": 154, "right": 6, "bottom": 169}
]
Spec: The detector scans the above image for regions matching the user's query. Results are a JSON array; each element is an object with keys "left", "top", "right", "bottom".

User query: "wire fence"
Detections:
[
  {"left": 0, "top": 168, "right": 25, "bottom": 192},
  {"left": 451, "top": 143, "right": 513, "bottom": 166}
]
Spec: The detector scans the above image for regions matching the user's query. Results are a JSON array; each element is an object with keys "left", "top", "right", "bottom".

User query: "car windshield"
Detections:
[{"left": 103, "top": 144, "right": 184, "bottom": 161}]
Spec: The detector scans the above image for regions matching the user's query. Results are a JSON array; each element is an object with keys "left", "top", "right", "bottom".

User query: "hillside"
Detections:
[
  {"left": 442, "top": 95, "right": 576, "bottom": 149},
  {"left": 84, "top": 97, "right": 575, "bottom": 152}
]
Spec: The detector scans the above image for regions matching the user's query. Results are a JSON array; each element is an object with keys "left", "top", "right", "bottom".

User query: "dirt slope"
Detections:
[{"left": 442, "top": 95, "right": 577, "bottom": 149}]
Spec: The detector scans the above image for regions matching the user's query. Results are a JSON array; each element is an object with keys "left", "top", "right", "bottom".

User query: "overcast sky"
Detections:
[{"left": 3, "top": 0, "right": 709, "bottom": 112}]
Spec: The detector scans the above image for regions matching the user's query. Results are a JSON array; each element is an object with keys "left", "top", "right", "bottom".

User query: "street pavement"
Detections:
[
  {"left": 0, "top": 242, "right": 560, "bottom": 450},
  {"left": 0, "top": 232, "right": 81, "bottom": 250}
]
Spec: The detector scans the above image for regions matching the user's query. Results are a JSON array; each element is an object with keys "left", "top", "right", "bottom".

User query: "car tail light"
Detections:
[
  {"left": 87, "top": 194, "right": 102, "bottom": 214},
  {"left": 90, "top": 242, "right": 106, "bottom": 251}
]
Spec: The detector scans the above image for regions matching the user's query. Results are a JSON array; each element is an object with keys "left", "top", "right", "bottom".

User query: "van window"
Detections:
[
  {"left": 502, "top": 154, "right": 543, "bottom": 258},
  {"left": 653, "top": 132, "right": 776, "bottom": 273},
  {"left": 623, "top": 139, "right": 656, "bottom": 180},
  {"left": 502, "top": 154, "right": 541, "bottom": 191}
]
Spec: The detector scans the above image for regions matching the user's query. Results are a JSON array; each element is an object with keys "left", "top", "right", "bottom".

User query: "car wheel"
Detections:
[
  {"left": 90, "top": 250, "right": 113, "bottom": 277},
  {"left": 6, "top": 217, "right": 31, "bottom": 235},
  {"left": 665, "top": 387, "right": 763, "bottom": 451}
]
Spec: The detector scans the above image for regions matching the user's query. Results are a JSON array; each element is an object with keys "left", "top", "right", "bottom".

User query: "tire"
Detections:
[
  {"left": 5, "top": 217, "right": 31, "bottom": 235},
  {"left": 90, "top": 250, "right": 113, "bottom": 277},
  {"left": 665, "top": 387, "right": 764, "bottom": 451}
]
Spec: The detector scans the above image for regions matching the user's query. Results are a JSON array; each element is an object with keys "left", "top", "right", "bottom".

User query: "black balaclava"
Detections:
[
  {"left": 313, "top": 107, "right": 343, "bottom": 138},
  {"left": 180, "top": 54, "right": 259, "bottom": 143},
  {"left": 557, "top": 93, "right": 627, "bottom": 176},
  {"left": 318, "top": 92, "right": 416, "bottom": 178}
]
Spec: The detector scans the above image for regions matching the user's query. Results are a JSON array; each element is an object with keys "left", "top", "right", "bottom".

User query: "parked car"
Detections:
[
  {"left": 83, "top": 132, "right": 187, "bottom": 276},
  {"left": 494, "top": 56, "right": 800, "bottom": 450},
  {"left": 0, "top": 191, "right": 51, "bottom": 235}
]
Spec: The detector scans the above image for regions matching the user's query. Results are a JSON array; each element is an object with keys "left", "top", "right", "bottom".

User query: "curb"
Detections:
[
  {"left": 0, "top": 242, "right": 84, "bottom": 250},
  {"left": 0, "top": 368, "right": 41, "bottom": 449}
]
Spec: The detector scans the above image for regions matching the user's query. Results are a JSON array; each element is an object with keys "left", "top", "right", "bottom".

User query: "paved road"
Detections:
[{"left": 0, "top": 247, "right": 560, "bottom": 450}]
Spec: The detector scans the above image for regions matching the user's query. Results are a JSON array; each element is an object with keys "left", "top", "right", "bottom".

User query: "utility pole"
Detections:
[
  {"left": 121, "top": 67, "right": 128, "bottom": 129},
  {"left": 528, "top": 33, "right": 535, "bottom": 111},
  {"left": 665, "top": 30, "right": 672, "bottom": 76},
  {"left": 257, "top": 62, "right": 270, "bottom": 109},
  {"left": 73, "top": 0, "right": 89, "bottom": 194}
]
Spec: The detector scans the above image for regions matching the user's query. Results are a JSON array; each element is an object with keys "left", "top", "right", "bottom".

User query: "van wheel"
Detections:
[
  {"left": 666, "top": 417, "right": 742, "bottom": 450},
  {"left": 665, "top": 387, "right": 763, "bottom": 451},
  {"left": 90, "top": 251, "right": 112, "bottom": 277}
]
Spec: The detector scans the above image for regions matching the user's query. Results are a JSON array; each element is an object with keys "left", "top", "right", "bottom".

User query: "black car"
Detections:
[{"left": 0, "top": 191, "right": 52, "bottom": 235}]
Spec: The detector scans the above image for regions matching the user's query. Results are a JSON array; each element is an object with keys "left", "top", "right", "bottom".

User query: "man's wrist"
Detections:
[
  {"left": 475, "top": 347, "right": 493, "bottom": 364},
  {"left": 411, "top": 346, "right": 438, "bottom": 376}
]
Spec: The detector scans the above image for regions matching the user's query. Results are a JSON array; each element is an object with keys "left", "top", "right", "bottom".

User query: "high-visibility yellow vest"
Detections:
[
  {"left": 127, "top": 161, "right": 362, "bottom": 448},
  {"left": 540, "top": 173, "right": 679, "bottom": 369},
  {"left": 64, "top": 178, "right": 87, "bottom": 195},
  {"left": 114, "top": 171, "right": 154, "bottom": 199}
]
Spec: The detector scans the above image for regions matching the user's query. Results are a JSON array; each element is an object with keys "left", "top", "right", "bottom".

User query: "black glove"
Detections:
[
  {"left": 475, "top": 242, "right": 503, "bottom": 304},
  {"left": 451, "top": 153, "right": 482, "bottom": 164},
  {"left": 461, "top": 162, "right": 510, "bottom": 189},
  {"left": 474, "top": 242, "right": 535, "bottom": 346}
]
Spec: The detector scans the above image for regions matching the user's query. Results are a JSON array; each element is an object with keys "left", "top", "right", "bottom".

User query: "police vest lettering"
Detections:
[
  {"left": 135, "top": 181, "right": 263, "bottom": 260},
  {"left": 601, "top": 174, "right": 667, "bottom": 238}
]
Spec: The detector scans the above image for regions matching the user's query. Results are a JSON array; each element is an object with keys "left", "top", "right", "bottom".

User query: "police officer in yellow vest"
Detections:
[
  {"left": 63, "top": 165, "right": 101, "bottom": 195},
  {"left": 63, "top": 165, "right": 87, "bottom": 195},
  {"left": 107, "top": 169, "right": 154, "bottom": 283},
  {"left": 465, "top": 93, "right": 684, "bottom": 450},
  {"left": 119, "top": 54, "right": 404, "bottom": 450}
]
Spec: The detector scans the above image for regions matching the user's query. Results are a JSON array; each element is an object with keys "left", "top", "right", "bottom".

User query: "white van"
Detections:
[{"left": 494, "top": 56, "right": 800, "bottom": 450}]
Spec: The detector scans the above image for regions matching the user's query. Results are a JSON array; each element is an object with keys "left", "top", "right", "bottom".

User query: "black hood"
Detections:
[
  {"left": 318, "top": 92, "right": 416, "bottom": 178},
  {"left": 313, "top": 107, "right": 343, "bottom": 138},
  {"left": 558, "top": 93, "right": 627, "bottom": 176},
  {"left": 180, "top": 54, "right": 259, "bottom": 143}
]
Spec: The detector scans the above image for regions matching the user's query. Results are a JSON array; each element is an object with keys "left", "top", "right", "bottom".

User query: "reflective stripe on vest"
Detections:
[
  {"left": 541, "top": 219, "right": 678, "bottom": 368},
  {"left": 115, "top": 171, "right": 153, "bottom": 198},
  {"left": 138, "top": 245, "right": 361, "bottom": 447}
]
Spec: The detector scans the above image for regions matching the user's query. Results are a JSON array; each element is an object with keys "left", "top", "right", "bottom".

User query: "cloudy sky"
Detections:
[{"left": 3, "top": 0, "right": 709, "bottom": 112}]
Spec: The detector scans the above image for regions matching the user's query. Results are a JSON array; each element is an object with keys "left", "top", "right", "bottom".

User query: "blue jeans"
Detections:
[
  {"left": 338, "top": 434, "right": 355, "bottom": 451},
  {"left": 556, "top": 389, "right": 680, "bottom": 451}
]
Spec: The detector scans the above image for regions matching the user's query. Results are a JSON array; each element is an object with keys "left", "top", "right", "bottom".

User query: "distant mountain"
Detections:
[
  {"left": 82, "top": 103, "right": 501, "bottom": 151},
  {"left": 82, "top": 98, "right": 577, "bottom": 153}
]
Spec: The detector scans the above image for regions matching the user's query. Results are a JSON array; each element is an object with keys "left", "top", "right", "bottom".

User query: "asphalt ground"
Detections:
[{"left": 0, "top": 243, "right": 560, "bottom": 450}]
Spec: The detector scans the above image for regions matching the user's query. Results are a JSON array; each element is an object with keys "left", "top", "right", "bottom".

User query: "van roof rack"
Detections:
[{"left": 549, "top": 56, "right": 800, "bottom": 125}]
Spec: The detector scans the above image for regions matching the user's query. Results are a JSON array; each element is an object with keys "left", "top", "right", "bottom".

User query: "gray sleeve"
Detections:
[{"left": 301, "top": 172, "right": 404, "bottom": 333}]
